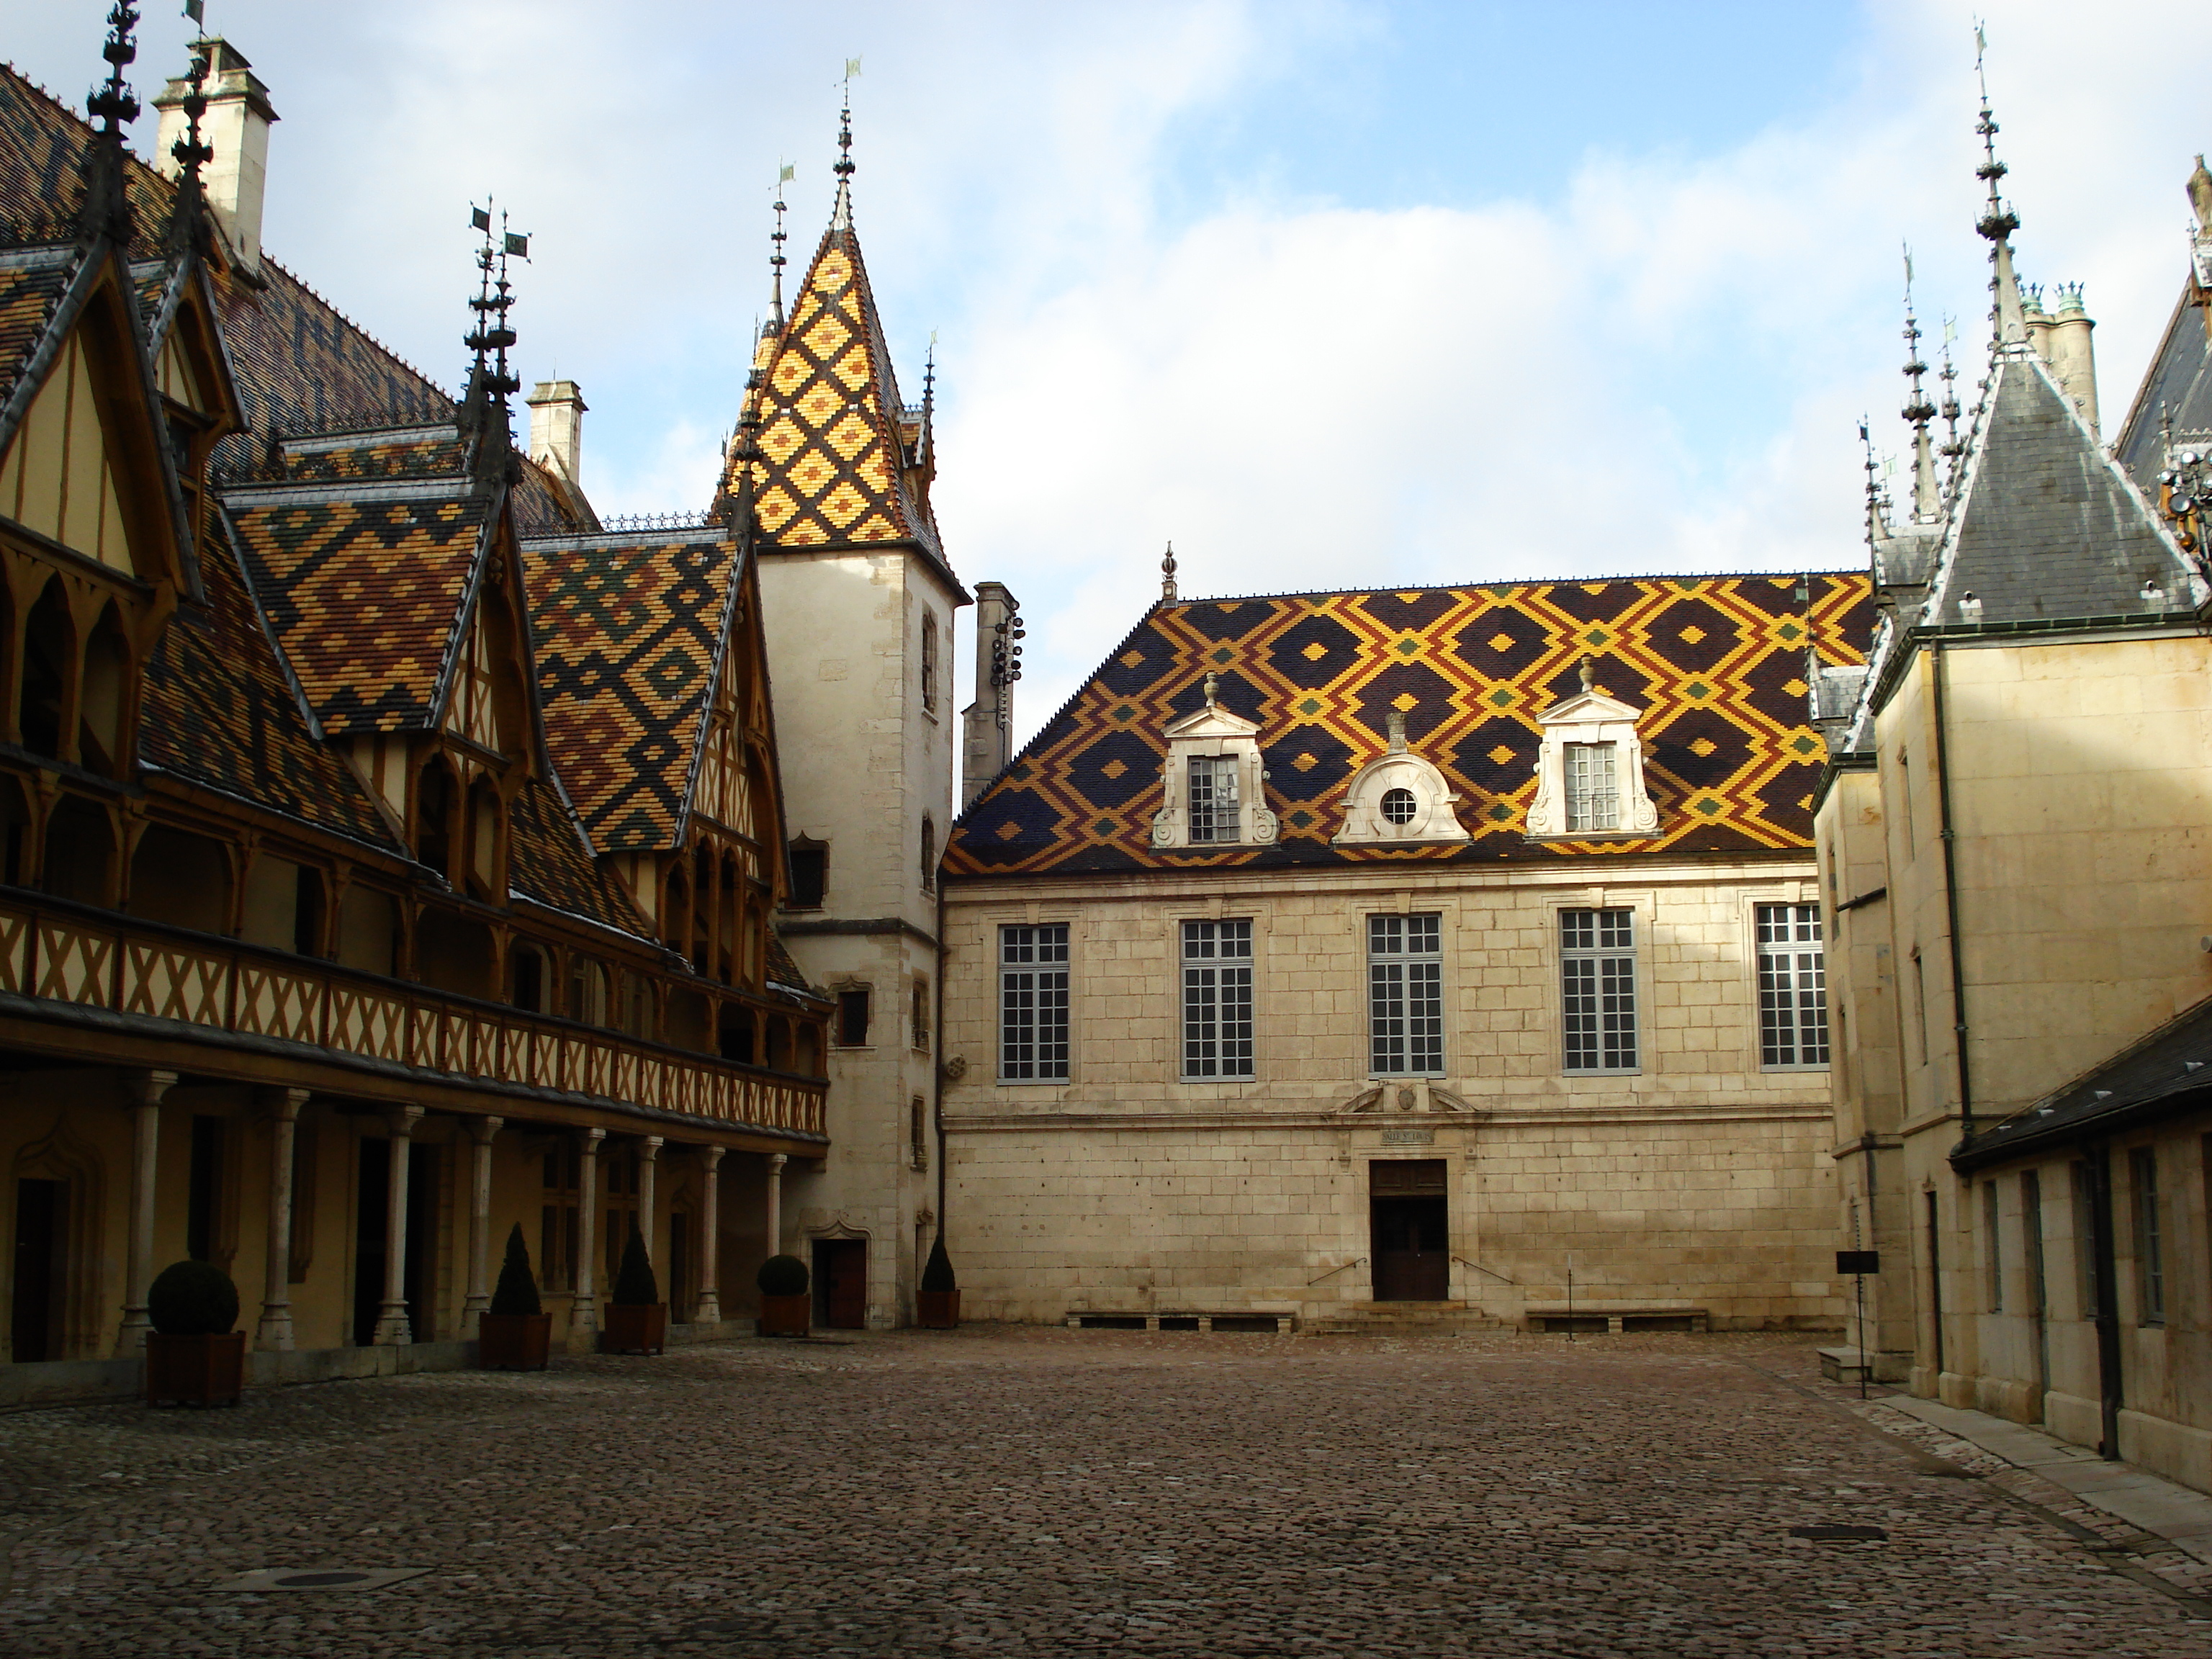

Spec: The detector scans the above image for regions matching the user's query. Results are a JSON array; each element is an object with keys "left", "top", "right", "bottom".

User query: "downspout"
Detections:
[
  {"left": 2087, "top": 1145, "right": 2123, "bottom": 1458},
  {"left": 1929, "top": 644, "right": 1974, "bottom": 1139},
  {"left": 933, "top": 884, "right": 948, "bottom": 1233}
]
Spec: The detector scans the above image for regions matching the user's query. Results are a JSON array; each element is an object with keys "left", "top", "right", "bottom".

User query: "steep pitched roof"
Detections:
[
  {"left": 948, "top": 573, "right": 1872, "bottom": 877},
  {"left": 2113, "top": 279, "right": 2212, "bottom": 499},
  {"left": 721, "top": 214, "right": 945, "bottom": 570},
  {"left": 1923, "top": 348, "right": 2199, "bottom": 627},
  {"left": 0, "top": 244, "right": 77, "bottom": 415},
  {"left": 521, "top": 526, "right": 744, "bottom": 852}
]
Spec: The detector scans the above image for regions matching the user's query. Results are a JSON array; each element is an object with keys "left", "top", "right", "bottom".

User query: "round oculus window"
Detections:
[{"left": 1380, "top": 787, "right": 1419, "bottom": 825}]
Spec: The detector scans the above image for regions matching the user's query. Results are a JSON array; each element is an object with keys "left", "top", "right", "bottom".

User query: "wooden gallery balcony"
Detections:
[{"left": 0, "top": 891, "right": 826, "bottom": 1151}]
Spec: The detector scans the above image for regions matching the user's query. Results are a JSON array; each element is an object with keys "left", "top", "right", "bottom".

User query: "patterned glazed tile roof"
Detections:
[
  {"left": 947, "top": 573, "right": 1874, "bottom": 877},
  {"left": 765, "top": 929, "right": 820, "bottom": 1000},
  {"left": 139, "top": 510, "right": 403, "bottom": 853},
  {"left": 224, "top": 477, "right": 492, "bottom": 736},
  {"left": 276, "top": 428, "right": 467, "bottom": 484},
  {"left": 521, "top": 528, "right": 740, "bottom": 852},
  {"left": 0, "top": 69, "right": 173, "bottom": 248},
  {"left": 721, "top": 218, "right": 944, "bottom": 565},
  {"left": 507, "top": 774, "right": 650, "bottom": 935},
  {"left": 0, "top": 243, "right": 76, "bottom": 413},
  {"left": 511, "top": 452, "right": 596, "bottom": 536}
]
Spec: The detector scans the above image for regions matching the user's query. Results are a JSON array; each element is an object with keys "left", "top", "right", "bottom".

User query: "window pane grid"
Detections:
[
  {"left": 1757, "top": 903, "right": 1830, "bottom": 1066},
  {"left": 1187, "top": 756, "right": 1239, "bottom": 843},
  {"left": 1562, "top": 907, "right": 1636, "bottom": 1071},
  {"left": 999, "top": 925, "right": 1069, "bottom": 1081},
  {"left": 1565, "top": 742, "right": 1619, "bottom": 832},
  {"left": 1369, "top": 913, "right": 1443, "bottom": 1076},
  {"left": 1182, "top": 920, "right": 1253, "bottom": 1078}
]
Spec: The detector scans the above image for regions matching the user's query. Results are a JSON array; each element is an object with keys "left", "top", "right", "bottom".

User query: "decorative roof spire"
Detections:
[
  {"left": 1973, "top": 28, "right": 2027, "bottom": 351},
  {"left": 76, "top": 2, "right": 141, "bottom": 245},
  {"left": 768, "top": 163, "right": 792, "bottom": 333},
  {"left": 1900, "top": 246, "right": 1940, "bottom": 523},
  {"left": 1161, "top": 541, "right": 1179, "bottom": 603},
  {"left": 462, "top": 200, "right": 528, "bottom": 461},
  {"left": 917, "top": 329, "right": 937, "bottom": 475},
  {"left": 163, "top": 41, "right": 214, "bottom": 256},
  {"left": 1937, "top": 319, "right": 1965, "bottom": 497},
  {"left": 831, "top": 58, "right": 859, "bottom": 232},
  {"left": 1859, "top": 417, "right": 1891, "bottom": 552}
]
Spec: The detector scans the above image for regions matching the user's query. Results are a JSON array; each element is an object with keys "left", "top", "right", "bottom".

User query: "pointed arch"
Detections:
[
  {"left": 42, "top": 795, "right": 115, "bottom": 907},
  {"left": 19, "top": 577, "right": 73, "bottom": 760},
  {"left": 76, "top": 600, "right": 131, "bottom": 777},
  {"left": 12, "top": 1110, "right": 108, "bottom": 1361}
]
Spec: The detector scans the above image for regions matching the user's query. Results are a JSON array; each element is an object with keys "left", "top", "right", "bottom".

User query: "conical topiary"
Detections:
[
  {"left": 148, "top": 1259, "right": 238, "bottom": 1336},
  {"left": 756, "top": 1253, "right": 809, "bottom": 1298},
  {"left": 489, "top": 1223, "right": 541, "bottom": 1317},
  {"left": 920, "top": 1236, "right": 957, "bottom": 1294},
  {"left": 612, "top": 1226, "right": 659, "bottom": 1307}
]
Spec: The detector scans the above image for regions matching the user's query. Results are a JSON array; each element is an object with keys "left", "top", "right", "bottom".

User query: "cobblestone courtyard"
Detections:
[{"left": 1, "top": 1330, "right": 2207, "bottom": 1657}]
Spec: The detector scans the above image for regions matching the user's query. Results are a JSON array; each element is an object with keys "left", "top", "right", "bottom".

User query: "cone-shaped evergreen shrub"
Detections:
[
  {"left": 490, "top": 1223, "right": 542, "bottom": 1317},
  {"left": 612, "top": 1226, "right": 659, "bottom": 1306},
  {"left": 920, "top": 1236, "right": 957, "bottom": 1294},
  {"left": 756, "top": 1252, "right": 808, "bottom": 1297},
  {"left": 148, "top": 1259, "right": 238, "bottom": 1336}
]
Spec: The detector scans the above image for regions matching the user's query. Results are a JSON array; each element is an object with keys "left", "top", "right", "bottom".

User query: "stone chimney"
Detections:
[
  {"left": 153, "top": 38, "right": 278, "bottom": 276},
  {"left": 526, "top": 381, "right": 587, "bottom": 487},
  {"left": 961, "top": 583, "right": 1020, "bottom": 809},
  {"left": 2044, "top": 284, "right": 2098, "bottom": 435}
]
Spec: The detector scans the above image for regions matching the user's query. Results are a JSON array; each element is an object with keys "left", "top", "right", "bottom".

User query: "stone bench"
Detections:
[{"left": 1065, "top": 1311, "right": 1296, "bottom": 1334}]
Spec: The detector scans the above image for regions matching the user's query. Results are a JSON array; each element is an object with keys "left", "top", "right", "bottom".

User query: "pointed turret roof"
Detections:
[{"left": 719, "top": 153, "right": 950, "bottom": 578}]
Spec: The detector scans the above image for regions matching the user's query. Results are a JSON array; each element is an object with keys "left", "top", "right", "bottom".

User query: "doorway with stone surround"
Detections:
[
  {"left": 813, "top": 1237, "right": 868, "bottom": 1329},
  {"left": 1370, "top": 1160, "right": 1449, "bottom": 1301}
]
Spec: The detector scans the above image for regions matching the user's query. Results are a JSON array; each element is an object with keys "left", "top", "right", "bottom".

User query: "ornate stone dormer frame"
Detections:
[
  {"left": 1150, "top": 673, "right": 1278, "bottom": 850},
  {"left": 1332, "top": 711, "right": 1471, "bottom": 848},
  {"left": 1524, "top": 660, "right": 1660, "bottom": 841}
]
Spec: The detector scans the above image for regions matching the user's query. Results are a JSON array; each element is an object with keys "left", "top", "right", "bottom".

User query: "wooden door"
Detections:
[
  {"left": 11, "top": 1178, "right": 62, "bottom": 1362},
  {"left": 814, "top": 1238, "right": 867, "bottom": 1328},
  {"left": 1370, "top": 1160, "right": 1449, "bottom": 1302}
]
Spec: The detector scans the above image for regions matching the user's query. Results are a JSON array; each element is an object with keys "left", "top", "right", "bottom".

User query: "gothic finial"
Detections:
[
  {"left": 163, "top": 42, "right": 214, "bottom": 255},
  {"left": 918, "top": 330, "right": 938, "bottom": 475},
  {"left": 1202, "top": 670, "right": 1218, "bottom": 707},
  {"left": 1900, "top": 246, "right": 1939, "bottom": 523},
  {"left": 768, "top": 163, "right": 793, "bottom": 332},
  {"left": 463, "top": 200, "right": 528, "bottom": 459},
  {"left": 76, "top": 3, "right": 141, "bottom": 244},
  {"left": 1859, "top": 417, "right": 1891, "bottom": 552},
  {"left": 1161, "top": 540, "right": 1179, "bottom": 603},
  {"left": 832, "top": 58, "right": 859, "bottom": 231},
  {"left": 1936, "top": 318, "right": 1964, "bottom": 495},
  {"left": 1972, "top": 25, "right": 2026, "bottom": 349}
]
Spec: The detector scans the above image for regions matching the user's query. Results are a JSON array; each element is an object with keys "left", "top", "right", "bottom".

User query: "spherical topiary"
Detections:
[
  {"left": 148, "top": 1259, "right": 238, "bottom": 1336},
  {"left": 489, "top": 1223, "right": 541, "bottom": 1318},
  {"left": 920, "top": 1236, "right": 957, "bottom": 1294},
  {"left": 611, "top": 1226, "right": 659, "bottom": 1307},
  {"left": 756, "top": 1253, "right": 809, "bottom": 1298}
]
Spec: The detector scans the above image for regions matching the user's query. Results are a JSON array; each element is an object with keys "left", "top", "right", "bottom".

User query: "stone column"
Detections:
[
  {"left": 464, "top": 1115, "right": 503, "bottom": 1335},
  {"left": 570, "top": 1126, "right": 604, "bottom": 1351},
  {"left": 765, "top": 1152, "right": 787, "bottom": 1262},
  {"left": 255, "top": 1087, "right": 310, "bottom": 1352},
  {"left": 115, "top": 1069, "right": 178, "bottom": 1355},
  {"left": 694, "top": 1146, "right": 724, "bottom": 1326},
  {"left": 371, "top": 1107, "right": 423, "bottom": 1345},
  {"left": 636, "top": 1136, "right": 662, "bottom": 1278}
]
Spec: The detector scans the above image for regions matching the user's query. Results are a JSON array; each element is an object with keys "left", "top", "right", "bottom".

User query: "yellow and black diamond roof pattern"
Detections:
[
  {"left": 523, "top": 529, "right": 743, "bottom": 854},
  {"left": 721, "top": 224, "right": 942, "bottom": 562},
  {"left": 946, "top": 574, "right": 1874, "bottom": 876}
]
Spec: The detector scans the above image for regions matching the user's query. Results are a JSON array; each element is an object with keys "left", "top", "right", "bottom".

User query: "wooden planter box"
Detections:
[
  {"left": 918, "top": 1289, "right": 961, "bottom": 1329},
  {"left": 477, "top": 1312, "right": 552, "bottom": 1370},
  {"left": 601, "top": 1303, "right": 667, "bottom": 1355},
  {"left": 145, "top": 1330, "right": 246, "bottom": 1406},
  {"left": 757, "top": 1293, "right": 810, "bottom": 1337}
]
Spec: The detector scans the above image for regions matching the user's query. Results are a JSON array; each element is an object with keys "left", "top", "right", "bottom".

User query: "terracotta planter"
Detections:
[
  {"left": 917, "top": 1289, "right": 960, "bottom": 1329},
  {"left": 601, "top": 1303, "right": 667, "bottom": 1355},
  {"left": 477, "top": 1312, "right": 552, "bottom": 1370},
  {"left": 145, "top": 1330, "right": 246, "bottom": 1406},
  {"left": 757, "top": 1292, "right": 811, "bottom": 1337}
]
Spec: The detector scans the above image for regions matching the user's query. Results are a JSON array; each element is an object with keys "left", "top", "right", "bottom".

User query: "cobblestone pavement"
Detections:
[{"left": 2, "top": 1329, "right": 2208, "bottom": 1657}]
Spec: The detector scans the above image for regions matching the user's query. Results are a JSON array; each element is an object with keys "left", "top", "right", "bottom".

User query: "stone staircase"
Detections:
[{"left": 1305, "top": 1300, "right": 1515, "bottom": 1338}]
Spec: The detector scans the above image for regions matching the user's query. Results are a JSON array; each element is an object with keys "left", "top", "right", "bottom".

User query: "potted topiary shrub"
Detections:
[
  {"left": 144, "top": 1259, "right": 244, "bottom": 1407},
  {"left": 478, "top": 1223, "right": 552, "bottom": 1370},
  {"left": 918, "top": 1236, "right": 959, "bottom": 1329},
  {"left": 601, "top": 1226, "right": 667, "bottom": 1355},
  {"left": 756, "top": 1253, "right": 810, "bottom": 1337}
]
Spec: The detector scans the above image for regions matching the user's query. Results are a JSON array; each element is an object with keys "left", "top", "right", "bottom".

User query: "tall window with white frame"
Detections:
[
  {"left": 1564, "top": 742, "right": 1619, "bottom": 832},
  {"left": 998, "top": 924, "right": 1069, "bottom": 1082},
  {"left": 1368, "top": 914, "right": 1443, "bottom": 1076},
  {"left": 1187, "top": 755, "right": 1239, "bottom": 842},
  {"left": 1756, "top": 903, "right": 1830, "bottom": 1067},
  {"left": 1181, "top": 919, "right": 1254, "bottom": 1079},
  {"left": 1560, "top": 908, "right": 1636, "bottom": 1072},
  {"left": 920, "top": 613, "right": 938, "bottom": 713}
]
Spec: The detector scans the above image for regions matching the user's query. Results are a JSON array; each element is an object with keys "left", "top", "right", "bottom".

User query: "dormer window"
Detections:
[
  {"left": 1151, "top": 674, "right": 1277, "bottom": 850},
  {"left": 1334, "top": 711, "right": 1470, "bottom": 848},
  {"left": 1525, "top": 660, "right": 1660, "bottom": 842}
]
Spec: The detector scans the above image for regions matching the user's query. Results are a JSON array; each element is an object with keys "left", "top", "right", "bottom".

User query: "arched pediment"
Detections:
[{"left": 1334, "top": 714, "right": 1470, "bottom": 848}]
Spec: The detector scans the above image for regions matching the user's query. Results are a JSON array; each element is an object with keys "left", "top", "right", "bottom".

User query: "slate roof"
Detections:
[
  {"left": 2113, "top": 279, "right": 2212, "bottom": 499},
  {"left": 720, "top": 210, "right": 947, "bottom": 571},
  {"left": 522, "top": 526, "right": 743, "bottom": 852},
  {"left": 947, "top": 573, "right": 1872, "bottom": 877},
  {"left": 0, "top": 243, "right": 76, "bottom": 413},
  {"left": 1923, "top": 347, "right": 2198, "bottom": 627}
]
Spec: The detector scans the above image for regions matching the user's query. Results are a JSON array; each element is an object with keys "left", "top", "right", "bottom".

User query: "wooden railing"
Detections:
[{"left": 0, "top": 893, "right": 826, "bottom": 1140}]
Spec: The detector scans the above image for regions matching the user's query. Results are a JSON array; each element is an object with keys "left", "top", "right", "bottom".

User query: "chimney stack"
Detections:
[
  {"left": 961, "top": 583, "right": 1020, "bottom": 809},
  {"left": 526, "top": 381, "right": 587, "bottom": 487},
  {"left": 2044, "top": 284, "right": 2098, "bottom": 435},
  {"left": 153, "top": 38, "right": 277, "bottom": 276}
]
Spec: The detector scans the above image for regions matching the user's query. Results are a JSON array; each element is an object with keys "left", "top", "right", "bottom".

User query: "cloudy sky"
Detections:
[{"left": 11, "top": 1, "right": 2211, "bottom": 771}]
